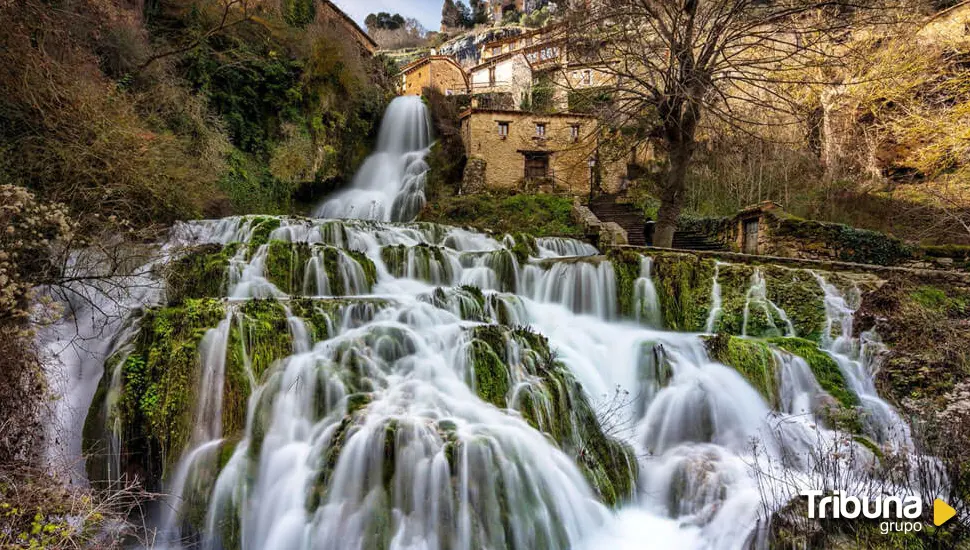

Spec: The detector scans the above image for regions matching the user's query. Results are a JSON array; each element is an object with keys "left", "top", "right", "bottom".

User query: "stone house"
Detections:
[
  {"left": 319, "top": 0, "right": 378, "bottom": 55},
  {"left": 459, "top": 108, "right": 627, "bottom": 195},
  {"left": 398, "top": 56, "right": 470, "bottom": 96},
  {"left": 468, "top": 52, "right": 534, "bottom": 108}
]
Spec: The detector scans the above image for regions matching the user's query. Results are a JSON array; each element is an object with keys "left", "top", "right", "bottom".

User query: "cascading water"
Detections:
[
  {"left": 314, "top": 96, "right": 432, "bottom": 222},
  {"left": 40, "top": 100, "right": 930, "bottom": 550}
]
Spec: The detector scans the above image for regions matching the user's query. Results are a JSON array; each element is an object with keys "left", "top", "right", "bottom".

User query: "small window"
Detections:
[
  {"left": 582, "top": 70, "right": 592, "bottom": 85},
  {"left": 488, "top": 67, "right": 497, "bottom": 86},
  {"left": 493, "top": 46, "right": 502, "bottom": 56},
  {"left": 535, "top": 123, "right": 546, "bottom": 138},
  {"left": 570, "top": 124, "right": 581, "bottom": 141},
  {"left": 497, "top": 122, "right": 509, "bottom": 137}
]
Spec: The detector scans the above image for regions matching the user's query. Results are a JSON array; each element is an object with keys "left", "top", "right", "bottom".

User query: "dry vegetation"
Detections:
[{"left": 0, "top": 0, "right": 394, "bottom": 542}]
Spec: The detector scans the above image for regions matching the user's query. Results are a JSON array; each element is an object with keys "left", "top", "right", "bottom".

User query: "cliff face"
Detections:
[
  {"left": 821, "top": 6, "right": 970, "bottom": 189},
  {"left": 0, "top": 0, "right": 394, "bottom": 226}
]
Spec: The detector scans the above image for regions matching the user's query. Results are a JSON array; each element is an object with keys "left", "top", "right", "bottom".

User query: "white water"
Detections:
[
  {"left": 741, "top": 268, "right": 795, "bottom": 338},
  {"left": 812, "top": 272, "right": 913, "bottom": 450},
  {"left": 313, "top": 96, "right": 432, "bottom": 222},
  {"left": 38, "top": 101, "right": 925, "bottom": 549},
  {"left": 704, "top": 262, "right": 723, "bottom": 333},
  {"left": 633, "top": 256, "right": 663, "bottom": 327}
]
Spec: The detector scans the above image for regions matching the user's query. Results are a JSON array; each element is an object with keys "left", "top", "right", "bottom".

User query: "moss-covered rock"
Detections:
[
  {"left": 264, "top": 241, "right": 312, "bottom": 295},
  {"left": 466, "top": 325, "right": 637, "bottom": 507},
  {"left": 381, "top": 243, "right": 453, "bottom": 284},
  {"left": 116, "top": 298, "right": 226, "bottom": 483},
  {"left": 163, "top": 243, "right": 240, "bottom": 304},
  {"left": 763, "top": 266, "right": 826, "bottom": 342},
  {"left": 768, "top": 212, "right": 914, "bottom": 266},
  {"left": 248, "top": 216, "right": 282, "bottom": 248},
  {"left": 769, "top": 337, "right": 859, "bottom": 409},
  {"left": 705, "top": 334, "right": 778, "bottom": 406},
  {"left": 609, "top": 249, "right": 717, "bottom": 329}
]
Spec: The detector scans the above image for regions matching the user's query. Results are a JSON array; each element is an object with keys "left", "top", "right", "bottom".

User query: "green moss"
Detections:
[
  {"left": 222, "top": 299, "right": 294, "bottom": 437},
  {"left": 769, "top": 213, "right": 913, "bottom": 266},
  {"left": 468, "top": 325, "right": 637, "bottom": 507},
  {"left": 506, "top": 232, "right": 539, "bottom": 263},
  {"left": 769, "top": 337, "right": 859, "bottom": 409},
  {"left": 909, "top": 285, "right": 968, "bottom": 316},
  {"left": 381, "top": 243, "right": 452, "bottom": 283},
  {"left": 762, "top": 266, "right": 826, "bottom": 341},
  {"left": 264, "top": 241, "right": 311, "bottom": 295},
  {"left": 164, "top": 243, "right": 240, "bottom": 303},
  {"left": 119, "top": 298, "right": 227, "bottom": 481},
  {"left": 650, "top": 253, "right": 717, "bottom": 331},
  {"left": 248, "top": 217, "right": 282, "bottom": 248},
  {"left": 608, "top": 249, "right": 643, "bottom": 319},
  {"left": 469, "top": 340, "right": 512, "bottom": 407},
  {"left": 705, "top": 335, "right": 778, "bottom": 406}
]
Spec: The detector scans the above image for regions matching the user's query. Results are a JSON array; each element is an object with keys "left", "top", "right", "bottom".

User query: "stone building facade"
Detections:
[
  {"left": 469, "top": 52, "right": 533, "bottom": 107},
  {"left": 459, "top": 109, "right": 626, "bottom": 194},
  {"left": 399, "top": 56, "right": 470, "bottom": 96}
]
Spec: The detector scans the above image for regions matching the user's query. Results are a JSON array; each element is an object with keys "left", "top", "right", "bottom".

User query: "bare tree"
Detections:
[{"left": 564, "top": 0, "right": 914, "bottom": 247}]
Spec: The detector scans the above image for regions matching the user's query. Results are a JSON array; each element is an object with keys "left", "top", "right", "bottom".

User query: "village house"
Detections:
[
  {"left": 398, "top": 56, "right": 470, "bottom": 96},
  {"left": 479, "top": 24, "right": 565, "bottom": 63},
  {"left": 459, "top": 109, "right": 627, "bottom": 195},
  {"left": 468, "top": 52, "right": 533, "bottom": 108}
]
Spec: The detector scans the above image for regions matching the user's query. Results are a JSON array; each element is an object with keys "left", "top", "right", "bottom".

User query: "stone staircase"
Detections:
[
  {"left": 672, "top": 229, "right": 725, "bottom": 251},
  {"left": 589, "top": 194, "right": 647, "bottom": 246},
  {"left": 588, "top": 193, "right": 725, "bottom": 251}
]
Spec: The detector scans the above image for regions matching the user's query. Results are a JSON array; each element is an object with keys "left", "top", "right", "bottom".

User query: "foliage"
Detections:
[
  {"left": 420, "top": 192, "right": 583, "bottom": 237},
  {"left": 0, "top": 0, "right": 228, "bottom": 229},
  {"left": 119, "top": 299, "right": 227, "bottom": 479},
  {"left": 0, "top": 465, "right": 145, "bottom": 548},
  {"left": 365, "top": 12, "right": 406, "bottom": 31}
]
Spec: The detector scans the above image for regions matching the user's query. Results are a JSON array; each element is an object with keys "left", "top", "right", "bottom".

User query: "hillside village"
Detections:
[{"left": 378, "top": 0, "right": 970, "bottom": 259}]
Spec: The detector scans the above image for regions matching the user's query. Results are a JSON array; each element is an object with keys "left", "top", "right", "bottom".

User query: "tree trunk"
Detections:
[{"left": 653, "top": 141, "right": 693, "bottom": 247}]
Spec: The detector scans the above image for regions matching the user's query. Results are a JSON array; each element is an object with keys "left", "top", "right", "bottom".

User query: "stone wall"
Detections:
[
  {"left": 571, "top": 199, "right": 628, "bottom": 246},
  {"left": 460, "top": 109, "right": 626, "bottom": 195},
  {"left": 461, "top": 157, "right": 487, "bottom": 194}
]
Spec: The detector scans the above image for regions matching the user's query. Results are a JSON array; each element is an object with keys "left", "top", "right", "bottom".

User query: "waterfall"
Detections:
[
  {"left": 812, "top": 272, "right": 913, "bottom": 450},
  {"left": 704, "top": 262, "right": 723, "bottom": 333},
  {"left": 314, "top": 96, "right": 432, "bottom": 222},
  {"left": 38, "top": 99, "right": 930, "bottom": 550},
  {"left": 741, "top": 268, "right": 795, "bottom": 338},
  {"left": 633, "top": 256, "right": 662, "bottom": 327}
]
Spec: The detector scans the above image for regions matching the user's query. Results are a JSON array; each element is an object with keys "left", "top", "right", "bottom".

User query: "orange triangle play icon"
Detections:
[{"left": 934, "top": 499, "right": 957, "bottom": 526}]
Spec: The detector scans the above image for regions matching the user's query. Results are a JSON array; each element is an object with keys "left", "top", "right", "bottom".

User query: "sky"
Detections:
[{"left": 333, "top": 0, "right": 442, "bottom": 33}]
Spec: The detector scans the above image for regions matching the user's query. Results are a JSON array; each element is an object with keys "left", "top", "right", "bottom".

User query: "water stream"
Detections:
[{"left": 39, "top": 98, "right": 923, "bottom": 549}]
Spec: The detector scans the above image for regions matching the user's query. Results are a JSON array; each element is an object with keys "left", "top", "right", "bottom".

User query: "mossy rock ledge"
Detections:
[{"left": 465, "top": 324, "right": 638, "bottom": 507}]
